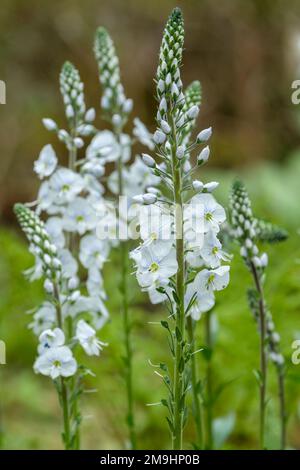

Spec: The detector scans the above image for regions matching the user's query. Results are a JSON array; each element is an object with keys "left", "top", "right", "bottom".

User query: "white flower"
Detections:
[
  {"left": 200, "top": 231, "right": 231, "bottom": 268},
  {"left": 45, "top": 217, "right": 65, "bottom": 249},
  {"left": 194, "top": 266, "right": 230, "bottom": 295},
  {"left": 186, "top": 193, "right": 226, "bottom": 235},
  {"left": 76, "top": 320, "right": 107, "bottom": 356},
  {"left": 34, "top": 145, "right": 58, "bottom": 179},
  {"left": 133, "top": 118, "right": 154, "bottom": 150},
  {"left": 58, "top": 248, "right": 78, "bottom": 279},
  {"left": 138, "top": 203, "right": 173, "bottom": 242},
  {"left": 185, "top": 280, "right": 215, "bottom": 320},
  {"left": 48, "top": 168, "right": 84, "bottom": 205},
  {"left": 38, "top": 328, "right": 65, "bottom": 355},
  {"left": 29, "top": 302, "right": 56, "bottom": 335},
  {"left": 79, "top": 234, "right": 110, "bottom": 270},
  {"left": 87, "top": 130, "right": 130, "bottom": 163},
  {"left": 87, "top": 266, "right": 106, "bottom": 298},
  {"left": 62, "top": 197, "right": 97, "bottom": 234},
  {"left": 34, "top": 346, "right": 77, "bottom": 379},
  {"left": 132, "top": 240, "right": 178, "bottom": 290}
]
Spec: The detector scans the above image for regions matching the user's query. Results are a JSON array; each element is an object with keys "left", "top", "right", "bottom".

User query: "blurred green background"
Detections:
[{"left": 1, "top": 0, "right": 300, "bottom": 450}]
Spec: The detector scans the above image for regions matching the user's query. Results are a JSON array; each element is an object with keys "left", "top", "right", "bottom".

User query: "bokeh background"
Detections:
[{"left": 1, "top": 0, "right": 300, "bottom": 450}]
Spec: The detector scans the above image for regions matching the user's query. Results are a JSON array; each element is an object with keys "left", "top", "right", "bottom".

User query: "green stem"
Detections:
[
  {"left": 116, "top": 129, "right": 136, "bottom": 450},
  {"left": 250, "top": 262, "right": 267, "bottom": 449},
  {"left": 170, "top": 113, "right": 185, "bottom": 450},
  {"left": 67, "top": 132, "right": 80, "bottom": 449},
  {"left": 186, "top": 316, "right": 203, "bottom": 449},
  {"left": 61, "top": 377, "right": 71, "bottom": 449},
  {"left": 54, "top": 282, "right": 72, "bottom": 450},
  {"left": 205, "top": 309, "right": 213, "bottom": 449},
  {"left": 277, "top": 368, "right": 286, "bottom": 449}
]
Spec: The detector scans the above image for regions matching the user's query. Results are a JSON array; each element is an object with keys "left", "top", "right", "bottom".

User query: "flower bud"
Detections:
[
  {"left": 197, "top": 146, "right": 210, "bottom": 165},
  {"left": 197, "top": 127, "right": 212, "bottom": 143},
  {"left": 85, "top": 108, "right": 96, "bottom": 122},
  {"left": 260, "top": 253, "right": 268, "bottom": 267},
  {"left": 42, "top": 118, "right": 57, "bottom": 131},
  {"left": 123, "top": 98, "right": 133, "bottom": 114},
  {"left": 187, "top": 105, "right": 199, "bottom": 119},
  {"left": 153, "top": 130, "right": 166, "bottom": 145},
  {"left": 146, "top": 187, "right": 161, "bottom": 196},
  {"left": 192, "top": 180, "right": 204, "bottom": 192},
  {"left": 44, "top": 278, "right": 54, "bottom": 294},
  {"left": 176, "top": 146, "right": 185, "bottom": 159},
  {"left": 132, "top": 195, "right": 144, "bottom": 204},
  {"left": 112, "top": 114, "right": 122, "bottom": 127},
  {"left": 142, "top": 153, "right": 156, "bottom": 168},
  {"left": 74, "top": 137, "right": 84, "bottom": 148},
  {"left": 183, "top": 160, "right": 191, "bottom": 173},
  {"left": 160, "top": 120, "right": 171, "bottom": 134},
  {"left": 203, "top": 181, "right": 219, "bottom": 192},
  {"left": 142, "top": 193, "right": 157, "bottom": 205}
]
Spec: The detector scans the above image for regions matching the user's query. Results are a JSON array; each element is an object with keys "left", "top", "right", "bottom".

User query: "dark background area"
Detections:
[{"left": 1, "top": 0, "right": 300, "bottom": 219}]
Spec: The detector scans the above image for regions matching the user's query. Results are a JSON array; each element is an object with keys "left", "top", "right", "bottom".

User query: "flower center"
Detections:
[
  {"left": 212, "top": 246, "right": 218, "bottom": 254},
  {"left": 53, "top": 360, "right": 61, "bottom": 368},
  {"left": 205, "top": 212, "right": 213, "bottom": 221},
  {"left": 62, "top": 184, "right": 70, "bottom": 192},
  {"left": 149, "top": 262, "right": 159, "bottom": 272},
  {"left": 76, "top": 215, "right": 84, "bottom": 222},
  {"left": 207, "top": 274, "right": 215, "bottom": 286}
]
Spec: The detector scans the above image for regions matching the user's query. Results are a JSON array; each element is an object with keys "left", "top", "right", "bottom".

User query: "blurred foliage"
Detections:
[
  {"left": 1, "top": 162, "right": 300, "bottom": 449},
  {"left": 1, "top": 0, "right": 300, "bottom": 218}
]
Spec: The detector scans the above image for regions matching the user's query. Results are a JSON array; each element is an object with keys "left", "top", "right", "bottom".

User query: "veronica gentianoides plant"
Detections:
[
  {"left": 15, "top": 61, "right": 110, "bottom": 449},
  {"left": 130, "top": 8, "right": 230, "bottom": 450},
  {"left": 229, "top": 180, "right": 288, "bottom": 449}
]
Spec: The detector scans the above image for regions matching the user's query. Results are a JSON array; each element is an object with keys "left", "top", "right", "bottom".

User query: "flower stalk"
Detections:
[
  {"left": 94, "top": 27, "right": 136, "bottom": 449},
  {"left": 230, "top": 180, "right": 287, "bottom": 449}
]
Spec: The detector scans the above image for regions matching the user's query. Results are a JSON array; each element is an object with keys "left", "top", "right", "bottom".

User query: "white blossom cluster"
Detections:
[
  {"left": 18, "top": 62, "right": 112, "bottom": 380},
  {"left": 15, "top": 205, "right": 107, "bottom": 381},
  {"left": 130, "top": 8, "right": 230, "bottom": 320}
]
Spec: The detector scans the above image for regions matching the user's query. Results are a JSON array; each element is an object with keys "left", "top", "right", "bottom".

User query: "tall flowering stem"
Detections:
[
  {"left": 130, "top": 8, "right": 230, "bottom": 449},
  {"left": 14, "top": 205, "right": 76, "bottom": 449},
  {"left": 230, "top": 180, "right": 287, "bottom": 449},
  {"left": 94, "top": 27, "right": 136, "bottom": 449},
  {"left": 16, "top": 59, "right": 109, "bottom": 450}
]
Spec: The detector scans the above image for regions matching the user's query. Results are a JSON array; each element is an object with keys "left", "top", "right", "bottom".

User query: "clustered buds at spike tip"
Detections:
[
  {"left": 43, "top": 61, "right": 96, "bottom": 142},
  {"left": 248, "top": 289, "right": 284, "bottom": 369},
  {"left": 60, "top": 61, "right": 86, "bottom": 124},
  {"left": 182, "top": 81, "right": 202, "bottom": 141},
  {"left": 156, "top": 8, "right": 185, "bottom": 125},
  {"left": 94, "top": 27, "right": 132, "bottom": 124},
  {"left": 229, "top": 180, "right": 267, "bottom": 269},
  {"left": 14, "top": 204, "right": 61, "bottom": 290},
  {"left": 253, "top": 218, "right": 289, "bottom": 244}
]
